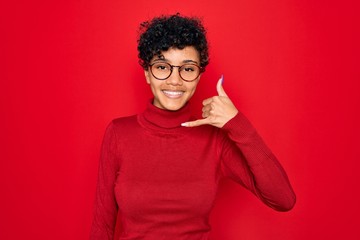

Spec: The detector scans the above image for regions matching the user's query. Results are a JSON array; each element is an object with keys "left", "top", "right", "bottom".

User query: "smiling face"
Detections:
[{"left": 145, "top": 46, "right": 202, "bottom": 111}]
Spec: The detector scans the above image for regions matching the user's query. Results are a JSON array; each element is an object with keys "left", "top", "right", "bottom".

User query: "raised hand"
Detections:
[{"left": 181, "top": 75, "right": 238, "bottom": 128}]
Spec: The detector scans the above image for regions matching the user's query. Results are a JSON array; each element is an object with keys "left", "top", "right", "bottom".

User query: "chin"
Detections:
[
  {"left": 163, "top": 103, "right": 185, "bottom": 111},
  {"left": 158, "top": 99, "right": 187, "bottom": 111}
]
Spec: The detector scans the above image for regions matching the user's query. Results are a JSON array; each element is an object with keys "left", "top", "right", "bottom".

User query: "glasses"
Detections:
[{"left": 149, "top": 62, "right": 203, "bottom": 82}]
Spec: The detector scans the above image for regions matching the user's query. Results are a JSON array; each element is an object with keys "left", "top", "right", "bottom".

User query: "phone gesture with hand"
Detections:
[{"left": 182, "top": 75, "right": 239, "bottom": 128}]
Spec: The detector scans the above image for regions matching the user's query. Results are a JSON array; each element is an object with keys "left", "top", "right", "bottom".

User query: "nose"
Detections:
[{"left": 165, "top": 67, "right": 183, "bottom": 85}]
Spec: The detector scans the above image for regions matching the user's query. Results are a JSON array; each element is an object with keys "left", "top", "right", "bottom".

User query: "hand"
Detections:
[{"left": 182, "top": 76, "right": 238, "bottom": 128}]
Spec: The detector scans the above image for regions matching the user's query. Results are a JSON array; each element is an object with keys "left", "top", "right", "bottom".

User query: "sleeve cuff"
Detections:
[{"left": 221, "top": 111, "right": 258, "bottom": 140}]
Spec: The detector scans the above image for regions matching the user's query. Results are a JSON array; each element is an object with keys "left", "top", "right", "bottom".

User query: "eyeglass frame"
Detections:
[{"left": 148, "top": 62, "right": 204, "bottom": 82}]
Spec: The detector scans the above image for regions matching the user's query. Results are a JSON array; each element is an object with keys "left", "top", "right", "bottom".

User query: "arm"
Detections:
[
  {"left": 90, "top": 122, "right": 119, "bottom": 239},
  {"left": 220, "top": 112, "right": 296, "bottom": 211},
  {"left": 182, "top": 76, "right": 296, "bottom": 211}
]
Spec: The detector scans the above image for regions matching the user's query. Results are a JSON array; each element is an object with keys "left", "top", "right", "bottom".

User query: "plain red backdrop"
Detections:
[{"left": 1, "top": 0, "right": 359, "bottom": 239}]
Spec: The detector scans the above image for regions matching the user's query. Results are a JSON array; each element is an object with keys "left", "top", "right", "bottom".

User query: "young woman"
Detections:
[{"left": 90, "top": 14, "right": 296, "bottom": 240}]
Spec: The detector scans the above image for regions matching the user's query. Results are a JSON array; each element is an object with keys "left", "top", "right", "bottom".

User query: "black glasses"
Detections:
[{"left": 149, "top": 62, "right": 203, "bottom": 82}]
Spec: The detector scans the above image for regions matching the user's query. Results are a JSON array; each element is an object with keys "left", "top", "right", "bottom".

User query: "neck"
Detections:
[{"left": 138, "top": 100, "right": 192, "bottom": 130}]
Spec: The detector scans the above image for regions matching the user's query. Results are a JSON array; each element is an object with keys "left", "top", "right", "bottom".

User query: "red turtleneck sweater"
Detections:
[{"left": 90, "top": 102, "right": 295, "bottom": 240}]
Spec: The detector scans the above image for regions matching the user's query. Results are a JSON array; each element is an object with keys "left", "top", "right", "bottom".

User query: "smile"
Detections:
[{"left": 162, "top": 90, "right": 185, "bottom": 98}]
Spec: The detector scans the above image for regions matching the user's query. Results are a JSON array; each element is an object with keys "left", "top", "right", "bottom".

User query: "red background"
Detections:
[{"left": 1, "top": 0, "right": 359, "bottom": 239}]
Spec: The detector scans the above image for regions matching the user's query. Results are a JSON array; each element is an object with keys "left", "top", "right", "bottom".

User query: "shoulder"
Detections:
[
  {"left": 103, "top": 114, "right": 139, "bottom": 138},
  {"left": 111, "top": 114, "right": 138, "bottom": 128},
  {"left": 110, "top": 114, "right": 140, "bottom": 133}
]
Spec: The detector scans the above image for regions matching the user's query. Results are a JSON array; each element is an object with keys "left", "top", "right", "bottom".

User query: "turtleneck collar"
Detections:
[{"left": 138, "top": 100, "right": 192, "bottom": 130}]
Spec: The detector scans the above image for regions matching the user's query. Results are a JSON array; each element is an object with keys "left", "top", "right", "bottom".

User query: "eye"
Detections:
[
  {"left": 154, "top": 63, "right": 170, "bottom": 71},
  {"left": 182, "top": 65, "right": 196, "bottom": 72},
  {"left": 181, "top": 64, "right": 201, "bottom": 73}
]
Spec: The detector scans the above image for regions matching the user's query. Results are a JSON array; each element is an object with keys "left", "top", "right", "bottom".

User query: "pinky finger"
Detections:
[{"left": 181, "top": 118, "right": 210, "bottom": 127}]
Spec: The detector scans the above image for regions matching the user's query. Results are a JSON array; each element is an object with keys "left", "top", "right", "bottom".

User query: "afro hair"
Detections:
[{"left": 137, "top": 13, "right": 209, "bottom": 70}]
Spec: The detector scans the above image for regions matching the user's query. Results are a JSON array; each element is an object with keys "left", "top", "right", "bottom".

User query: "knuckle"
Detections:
[
  {"left": 213, "top": 96, "right": 220, "bottom": 102},
  {"left": 189, "top": 122, "right": 196, "bottom": 127},
  {"left": 202, "top": 98, "right": 211, "bottom": 105}
]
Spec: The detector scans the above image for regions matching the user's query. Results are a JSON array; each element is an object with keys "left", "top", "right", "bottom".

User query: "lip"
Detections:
[{"left": 162, "top": 90, "right": 185, "bottom": 99}]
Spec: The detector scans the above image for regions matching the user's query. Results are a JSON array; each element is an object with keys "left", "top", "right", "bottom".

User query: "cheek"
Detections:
[
  {"left": 149, "top": 83, "right": 157, "bottom": 95},
  {"left": 188, "top": 82, "right": 199, "bottom": 95},
  {"left": 148, "top": 80, "right": 163, "bottom": 93}
]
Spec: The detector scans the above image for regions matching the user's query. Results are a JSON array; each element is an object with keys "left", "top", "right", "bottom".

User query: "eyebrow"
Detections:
[
  {"left": 183, "top": 59, "right": 199, "bottom": 64},
  {"left": 152, "top": 58, "right": 199, "bottom": 65}
]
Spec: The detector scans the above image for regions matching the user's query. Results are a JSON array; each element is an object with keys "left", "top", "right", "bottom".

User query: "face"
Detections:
[{"left": 144, "top": 46, "right": 201, "bottom": 111}]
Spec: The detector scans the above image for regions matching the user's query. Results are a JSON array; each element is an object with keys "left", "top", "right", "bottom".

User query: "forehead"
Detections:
[{"left": 153, "top": 46, "right": 200, "bottom": 63}]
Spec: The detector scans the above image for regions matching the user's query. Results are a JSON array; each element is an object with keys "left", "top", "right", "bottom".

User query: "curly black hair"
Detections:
[{"left": 137, "top": 13, "right": 209, "bottom": 70}]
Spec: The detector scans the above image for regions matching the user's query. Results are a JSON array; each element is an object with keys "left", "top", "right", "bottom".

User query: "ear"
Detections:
[{"left": 144, "top": 70, "right": 151, "bottom": 84}]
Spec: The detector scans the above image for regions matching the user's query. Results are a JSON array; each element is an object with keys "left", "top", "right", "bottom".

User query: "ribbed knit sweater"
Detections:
[{"left": 90, "top": 101, "right": 296, "bottom": 240}]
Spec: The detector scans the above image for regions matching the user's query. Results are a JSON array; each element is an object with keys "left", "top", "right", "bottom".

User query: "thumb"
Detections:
[{"left": 216, "top": 75, "right": 228, "bottom": 97}]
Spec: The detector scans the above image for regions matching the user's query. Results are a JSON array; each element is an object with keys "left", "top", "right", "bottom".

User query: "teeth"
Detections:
[{"left": 162, "top": 90, "right": 184, "bottom": 96}]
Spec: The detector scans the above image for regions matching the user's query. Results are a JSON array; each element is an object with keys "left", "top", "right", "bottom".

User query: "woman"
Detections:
[{"left": 90, "top": 14, "right": 296, "bottom": 240}]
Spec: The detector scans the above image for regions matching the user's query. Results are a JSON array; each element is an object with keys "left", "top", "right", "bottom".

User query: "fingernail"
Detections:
[
  {"left": 181, "top": 122, "right": 188, "bottom": 127},
  {"left": 221, "top": 74, "right": 224, "bottom": 84}
]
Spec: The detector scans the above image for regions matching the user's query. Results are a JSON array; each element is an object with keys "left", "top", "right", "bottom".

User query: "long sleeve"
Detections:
[
  {"left": 90, "top": 122, "right": 120, "bottom": 239},
  {"left": 220, "top": 112, "right": 296, "bottom": 211}
]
